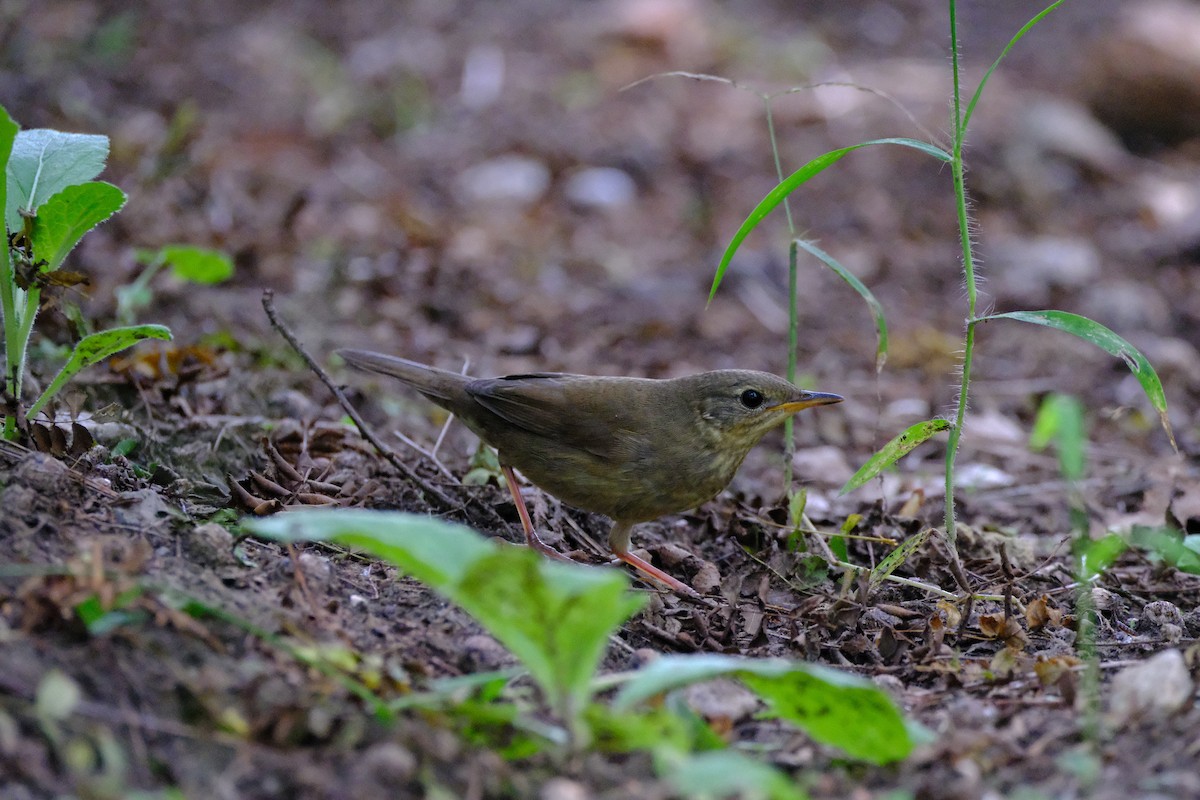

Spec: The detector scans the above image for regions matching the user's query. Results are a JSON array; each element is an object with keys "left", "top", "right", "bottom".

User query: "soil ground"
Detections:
[{"left": 2, "top": 1, "right": 1200, "bottom": 798}]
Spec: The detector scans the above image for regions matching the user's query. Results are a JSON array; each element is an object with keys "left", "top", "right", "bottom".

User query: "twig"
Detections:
[
  {"left": 260, "top": 289, "right": 459, "bottom": 513},
  {"left": 827, "top": 558, "right": 961, "bottom": 600},
  {"left": 430, "top": 357, "right": 469, "bottom": 460},
  {"left": 391, "top": 428, "right": 455, "bottom": 480}
]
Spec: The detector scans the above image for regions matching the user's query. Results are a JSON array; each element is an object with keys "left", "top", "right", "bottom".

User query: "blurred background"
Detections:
[{"left": 2, "top": 0, "right": 1196, "bottom": 497}]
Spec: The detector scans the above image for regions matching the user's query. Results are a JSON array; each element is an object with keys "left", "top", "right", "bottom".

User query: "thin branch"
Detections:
[{"left": 260, "top": 289, "right": 459, "bottom": 513}]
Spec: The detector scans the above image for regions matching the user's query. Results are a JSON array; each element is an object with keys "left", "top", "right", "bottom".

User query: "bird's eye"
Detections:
[{"left": 739, "top": 389, "right": 765, "bottom": 409}]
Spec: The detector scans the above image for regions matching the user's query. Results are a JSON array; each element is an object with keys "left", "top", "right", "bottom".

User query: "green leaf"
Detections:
[
  {"left": 664, "top": 750, "right": 808, "bottom": 800},
  {"left": 1076, "top": 533, "right": 1126, "bottom": 581},
  {"left": 585, "top": 703, "right": 721, "bottom": 757},
  {"left": 840, "top": 419, "right": 951, "bottom": 494},
  {"left": 6, "top": 129, "right": 110, "bottom": 230},
  {"left": 158, "top": 245, "right": 234, "bottom": 284},
  {"left": 25, "top": 324, "right": 172, "bottom": 419},
  {"left": 870, "top": 527, "right": 932, "bottom": 589},
  {"left": 29, "top": 182, "right": 126, "bottom": 271},
  {"left": 1030, "top": 393, "right": 1086, "bottom": 481},
  {"left": 1130, "top": 527, "right": 1200, "bottom": 574},
  {"left": 613, "top": 654, "right": 925, "bottom": 764},
  {"left": 0, "top": 105, "right": 18, "bottom": 235},
  {"left": 795, "top": 238, "right": 889, "bottom": 371},
  {"left": 249, "top": 510, "right": 645, "bottom": 731},
  {"left": 979, "top": 310, "right": 1175, "bottom": 449},
  {"left": 710, "top": 137, "right": 951, "bottom": 304}
]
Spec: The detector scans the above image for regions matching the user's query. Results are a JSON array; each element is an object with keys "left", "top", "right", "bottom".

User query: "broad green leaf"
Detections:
[
  {"left": 1130, "top": 527, "right": 1200, "bottom": 574},
  {"left": 961, "top": 2, "right": 1062, "bottom": 134},
  {"left": 840, "top": 419, "right": 951, "bottom": 494},
  {"left": 979, "top": 310, "right": 1175, "bottom": 449},
  {"left": 25, "top": 324, "right": 172, "bottom": 419},
  {"left": 665, "top": 750, "right": 807, "bottom": 800},
  {"left": 249, "top": 510, "right": 645, "bottom": 728},
  {"left": 1030, "top": 393, "right": 1086, "bottom": 481},
  {"left": 0, "top": 105, "right": 18, "bottom": 235},
  {"left": 614, "top": 654, "right": 923, "bottom": 765},
  {"left": 740, "top": 668, "right": 921, "bottom": 764},
  {"left": 870, "top": 527, "right": 932, "bottom": 589},
  {"left": 30, "top": 182, "right": 126, "bottom": 271},
  {"left": 462, "top": 550, "right": 642, "bottom": 724},
  {"left": 795, "top": 238, "right": 888, "bottom": 371},
  {"left": 6, "top": 129, "right": 110, "bottom": 230},
  {"left": 1077, "top": 533, "right": 1126, "bottom": 581},
  {"left": 710, "top": 137, "right": 951, "bottom": 303},
  {"left": 159, "top": 245, "right": 234, "bottom": 284}
]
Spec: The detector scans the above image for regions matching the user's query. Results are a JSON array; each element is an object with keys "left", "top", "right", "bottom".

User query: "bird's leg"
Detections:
[
  {"left": 501, "top": 464, "right": 573, "bottom": 562},
  {"left": 608, "top": 521, "right": 701, "bottom": 598}
]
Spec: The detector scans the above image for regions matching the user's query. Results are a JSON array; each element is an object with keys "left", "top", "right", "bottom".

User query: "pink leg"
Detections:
[
  {"left": 501, "top": 465, "right": 573, "bottom": 562},
  {"left": 608, "top": 522, "right": 701, "bottom": 598}
]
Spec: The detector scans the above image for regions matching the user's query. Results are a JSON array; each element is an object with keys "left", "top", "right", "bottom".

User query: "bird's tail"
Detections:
[{"left": 336, "top": 349, "right": 471, "bottom": 403}]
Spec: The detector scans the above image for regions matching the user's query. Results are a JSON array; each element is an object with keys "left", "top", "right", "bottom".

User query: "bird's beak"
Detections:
[{"left": 769, "top": 390, "right": 843, "bottom": 414}]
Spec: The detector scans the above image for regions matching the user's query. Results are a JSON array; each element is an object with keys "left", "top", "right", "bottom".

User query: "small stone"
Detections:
[
  {"left": 682, "top": 678, "right": 759, "bottom": 723},
  {"left": 459, "top": 634, "right": 511, "bottom": 672},
  {"left": 1080, "top": 280, "right": 1170, "bottom": 333},
  {"left": 989, "top": 235, "right": 1101, "bottom": 305},
  {"left": 297, "top": 552, "right": 333, "bottom": 589},
  {"left": 457, "top": 155, "right": 550, "bottom": 207},
  {"left": 563, "top": 167, "right": 637, "bottom": 210},
  {"left": 184, "top": 523, "right": 236, "bottom": 566},
  {"left": 360, "top": 741, "right": 418, "bottom": 784},
  {"left": 791, "top": 445, "right": 852, "bottom": 486},
  {"left": 1142, "top": 600, "right": 1185, "bottom": 628},
  {"left": 539, "top": 777, "right": 590, "bottom": 800},
  {"left": 1108, "top": 649, "right": 1193, "bottom": 725},
  {"left": 956, "top": 463, "right": 1015, "bottom": 490}
]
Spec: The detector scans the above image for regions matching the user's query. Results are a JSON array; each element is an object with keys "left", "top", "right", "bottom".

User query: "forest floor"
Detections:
[{"left": 2, "top": 1, "right": 1200, "bottom": 798}]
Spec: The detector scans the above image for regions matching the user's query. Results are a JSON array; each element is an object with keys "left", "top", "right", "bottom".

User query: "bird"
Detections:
[{"left": 338, "top": 349, "right": 842, "bottom": 597}]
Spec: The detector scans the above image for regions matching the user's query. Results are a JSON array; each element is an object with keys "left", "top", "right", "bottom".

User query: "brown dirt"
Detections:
[{"left": 3, "top": 1, "right": 1200, "bottom": 798}]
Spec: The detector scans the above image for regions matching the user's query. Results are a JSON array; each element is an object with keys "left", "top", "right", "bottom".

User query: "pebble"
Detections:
[
  {"left": 1079, "top": 279, "right": 1170, "bottom": 333},
  {"left": 540, "top": 777, "right": 590, "bottom": 800},
  {"left": 988, "top": 235, "right": 1101, "bottom": 306},
  {"left": 1081, "top": 1, "right": 1200, "bottom": 146},
  {"left": 1108, "top": 649, "right": 1193, "bottom": 725},
  {"left": 456, "top": 155, "right": 550, "bottom": 207},
  {"left": 563, "top": 167, "right": 637, "bottom": 210}
]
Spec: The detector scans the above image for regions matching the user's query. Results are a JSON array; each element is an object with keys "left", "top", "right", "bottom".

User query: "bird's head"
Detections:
[{"left": 684, "top": 370, "right": 843, "bottom": 453}]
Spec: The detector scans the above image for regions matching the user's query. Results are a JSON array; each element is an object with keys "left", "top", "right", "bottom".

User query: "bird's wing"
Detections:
[{"left": 466, "top": 374, "right": 636, "bottom": 461}]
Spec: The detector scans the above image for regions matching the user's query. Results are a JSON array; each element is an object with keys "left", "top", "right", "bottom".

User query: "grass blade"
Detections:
[
  {"left": 962, "top": 2, "right": 1063, "bottom": 133},
  {"left": 979, "top": 310, "right": 1175, "bottom": 449},
  {"left": 710, "top": 138, "right": 951, "bottom": 304},
  {"left": 841, "top": 419, "right": 951, "bottom": 494},
  {"left": 795, "top": 238, "right": 889, "bottom": 371},
  {"left": 870, "top": 527, "right": 932, "bottom": 589}
]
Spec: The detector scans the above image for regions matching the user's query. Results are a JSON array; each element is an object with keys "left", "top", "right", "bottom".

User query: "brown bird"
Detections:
[{"left": 338, "top": 349, "right": 842, "bottom": 596}]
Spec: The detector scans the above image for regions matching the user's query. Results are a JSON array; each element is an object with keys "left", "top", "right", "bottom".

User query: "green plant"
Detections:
[
  {"left": 247, "top": 509, "right": 924, "bottom": 778},
  {"left": 702, "top": 2, "right": 1173, "bottom": 573},
  {"left": 1029, "top": 393, "right": 1120, "bottom": 775},
  {"left": 0, "top": 104, "right": 171, "bottom": 439},
  {"left": 114, "top": 244, "right": 233, "bottom": 325}
]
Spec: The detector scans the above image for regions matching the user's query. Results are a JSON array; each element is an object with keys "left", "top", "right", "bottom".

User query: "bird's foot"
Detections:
[
  {"left": 525, "top": 530, "right": 578, "bottom": 563},
  {"left": 611, "top": 549, "right": 702, "bottom": 599}
]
